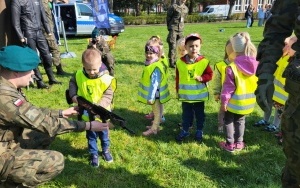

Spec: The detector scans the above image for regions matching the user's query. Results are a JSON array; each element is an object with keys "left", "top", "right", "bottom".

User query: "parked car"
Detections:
[
  {"left": 54, "top": 2, "right": 125, "bottom": 36},
  {"left": 199, "top": 4, "right": 237, "bottom": 18}
]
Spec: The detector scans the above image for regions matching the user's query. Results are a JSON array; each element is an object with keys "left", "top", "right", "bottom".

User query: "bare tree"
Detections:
[{"left": 227, "top": 0, "right": 236, "bottom": 20}]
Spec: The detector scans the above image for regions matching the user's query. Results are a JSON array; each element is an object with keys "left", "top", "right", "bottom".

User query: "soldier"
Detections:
[
  {"left": 255, "top": 0, "right": 300, "bottom": 187},
  {"left": 166, "top": 0, "right": 188, "bottom": 68},
  {"left": 87, "top": 27, "right": 115, "bottom": 76},
  {"left": 11, "top": 0, "right": 61, "bottom": 89},
  {"left": 0, "top": 45, "right": 108, "bottom": 187},
  {"left": 42, "top": 0, "right": 67, "bottom": 75}
]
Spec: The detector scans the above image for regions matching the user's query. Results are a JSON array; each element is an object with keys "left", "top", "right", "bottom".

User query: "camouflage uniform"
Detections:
[
  {"left": 166, "top": 1, "right": 188, "bottom": 68},
  {"left": 256, "top": 0, "right": 300, "bottom": 187},
  {"left": 0, "top": 77, "right": 86, "bottom": 187},
  {"left": 87, "top": 37, "right": 115, "bottom": 76}
]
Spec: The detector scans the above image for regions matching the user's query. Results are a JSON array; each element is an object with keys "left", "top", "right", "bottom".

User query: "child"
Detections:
[
  {"left": 144, "top": 35, "right": 168, "bottom": 123},
  {"left": 138, "top": 39, "right": 171, "bottom": 136},
  {"left": 176, "top": 38, "right": 187, "bottom": 57},
  {"left": 219, "top": 32, "right": 258, "bottom": 152},
  {"left": 212, "top": 39, "right": 234, "bottom": 133},
  {"left": 87, "top": 27, "right": 116, "bottom": 76},
  {"left": 175, "top": 33, "right": 213, "bottom": 143},
  {"left": 68, "top": 48, "right": 116, "bottom": 167}
]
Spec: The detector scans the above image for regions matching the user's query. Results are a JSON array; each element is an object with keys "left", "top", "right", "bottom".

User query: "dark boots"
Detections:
[
  {"left": 56, "top": 64, "right": 68, "bottom": 75},
  {"left": 45, "top": 67, "right": 62, "bottom": 85},
  {"left": 34, "top": 68, "right": 49, "bottom": 89}
]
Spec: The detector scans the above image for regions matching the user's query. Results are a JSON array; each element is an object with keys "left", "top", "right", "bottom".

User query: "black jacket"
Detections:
[{"left": 11, "top": 0, "right": 51, "bottom": 40}]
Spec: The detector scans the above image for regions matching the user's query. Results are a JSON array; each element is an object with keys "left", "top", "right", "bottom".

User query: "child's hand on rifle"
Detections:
[{"left": 61, "top": 107, "right": 79, "bottom": 118}]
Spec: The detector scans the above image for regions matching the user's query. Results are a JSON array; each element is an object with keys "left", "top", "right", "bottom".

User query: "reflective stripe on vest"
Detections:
[
  {"left": 227, "top": 63, "right": 258, "bottom": 115},
  {"left": 176, "top": 57, "right": 209, "bottom": 102},
  {"left": 272, "top": 55, "right": 289, "bottom": 105},
  {"left": 138, "top": 60, "right": 170, "bottom": 104},
  {"left": 76, "top": 70, "right": 116, "bottom": 121}
]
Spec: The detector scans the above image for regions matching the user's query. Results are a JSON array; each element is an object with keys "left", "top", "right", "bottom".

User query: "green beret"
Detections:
[
  {"left": 0, "top": 45, "right": 39, "bottom": 72},
  {"left": 91, "top": 27, "right": 99, "bottom": 39}
]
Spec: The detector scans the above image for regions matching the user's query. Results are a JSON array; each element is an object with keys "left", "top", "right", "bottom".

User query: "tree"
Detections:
[{"left": 227, "top": 0, "right": 236, "bottom": 20}]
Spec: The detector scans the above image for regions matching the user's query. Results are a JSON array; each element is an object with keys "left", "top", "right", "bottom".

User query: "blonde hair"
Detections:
[
  {"left": 82, "top": 48, "right": 102, "bottom": 65},
  {"left": 231, "top": 32, "right": 257, "bottom": 57},
  {"left": 176, "top": 38, "right": 187, "bottom": 57}
]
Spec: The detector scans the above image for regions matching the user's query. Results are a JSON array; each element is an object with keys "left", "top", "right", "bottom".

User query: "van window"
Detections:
[
  {"left": 202, "top": 7, "right": 209, "bottom": 13},
  {"left": 77, "top": 4, "right": 92, "bottom": 17},
  {"left": 207, "top": 8, "right": 214, "bottom": 13}
]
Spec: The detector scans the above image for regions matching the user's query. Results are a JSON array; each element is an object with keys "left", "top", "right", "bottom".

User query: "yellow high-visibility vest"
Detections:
[
  {"left": 176, "top": 58, "right": 209, "bottom": 102},
  {"left": 138, "top": 60, "right": 170, "bottom": 104},
  {"left": 227, "top": 63, "right": 258, "bottom": 115},
  {"left": 76, "top": 70, "right": 116, "bottom": 121},
  {"left": 272, "top": 55, "right": 289, "bottom": 105},
  {"left": 215, "top": 60, "right": 229, "bottom": 84}
]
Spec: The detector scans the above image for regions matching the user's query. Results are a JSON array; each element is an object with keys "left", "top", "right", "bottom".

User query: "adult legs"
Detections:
[{"left": 167, "top": 30, "right": 178, "bottom": 68}]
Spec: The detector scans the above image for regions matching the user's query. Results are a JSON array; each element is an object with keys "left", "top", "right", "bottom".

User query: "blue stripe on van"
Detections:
[{"left": 77, "top": 21, "right": 94, "bottom": 25}]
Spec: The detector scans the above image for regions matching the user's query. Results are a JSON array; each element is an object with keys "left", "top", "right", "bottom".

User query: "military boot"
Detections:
[
  {"left": 56, "top": 64, "right": 68, "bottom": 75},
  {"left": 34, "top": 67, "right": 49, "bottom": 89},
  {"left": 45, "top": 67, "right": 62, "bottom": 85}
]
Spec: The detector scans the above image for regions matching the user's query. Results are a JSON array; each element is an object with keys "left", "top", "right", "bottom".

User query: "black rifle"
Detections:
[{"left": 65, "top": 90, "right": 135, "bottom": 134}]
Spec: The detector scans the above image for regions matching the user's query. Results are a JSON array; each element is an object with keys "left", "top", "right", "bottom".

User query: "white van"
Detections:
[{"left": 199, "top": 4, "right": 232, "bottom": 18}]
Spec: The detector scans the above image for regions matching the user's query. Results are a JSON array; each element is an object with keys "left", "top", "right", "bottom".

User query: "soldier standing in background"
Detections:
[
  {"left": 255, "top": 0, "right": 300, "bottom": 187},
  {"left": 42, "top": 0, "right": 67, "bottom": 75},
  {"left": 166, "top": 0, "right": 188, "bottom": 68},
  {"left": 0, "top": 45, "right": 108, "bottom": 187}
]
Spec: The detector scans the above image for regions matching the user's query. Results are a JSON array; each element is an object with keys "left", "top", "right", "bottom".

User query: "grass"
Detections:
[{"left": 26, "top": 21, "right": 285, "bottom": 188}]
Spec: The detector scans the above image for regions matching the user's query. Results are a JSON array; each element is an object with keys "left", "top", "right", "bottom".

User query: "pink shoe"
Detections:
[
  {"left": 235, "top": 142, "right": 245, "bottom": 151},
  {"left": 142, "top": 128, "right": 157, "bottom": 136},
  {"left": 219, "top": 141, "right": 235, "bottom": 152},
  {"left": 145, "top": 113, "right": 154, "bottom": 120}
]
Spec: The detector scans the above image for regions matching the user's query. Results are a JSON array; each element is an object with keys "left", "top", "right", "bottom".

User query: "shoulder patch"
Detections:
[{"left": 14, "top": 99, "right": 24, "bottom": 107}]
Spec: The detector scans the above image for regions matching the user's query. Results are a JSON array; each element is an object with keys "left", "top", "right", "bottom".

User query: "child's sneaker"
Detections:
[
  {"left": 195, "top": 130, "right": 203, "bottom": 143},
  {"left": 219, "top": 141, "right": 235, "bottom": 152},
  {"left": 253, "top": 119, "right": 269, "bottom": 127},
  {"left": 145, "top": 113, "right": 154, "bottom": 120},
  {"left": 235, "top": 142, "right": 245, "bottom": 151},
  {"left": 102, "top": 150, "right": 113, "bottom": 163},
  {"left": 175, "top": 130, "right": 189, "bottom": 142},
  {"left": 90, "top": 154, "right": 99, "bottom": 167}
]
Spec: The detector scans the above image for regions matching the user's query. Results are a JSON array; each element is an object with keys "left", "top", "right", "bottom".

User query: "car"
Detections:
[{"left": 54, "top": 2, "right": 125, "bottom": 36}]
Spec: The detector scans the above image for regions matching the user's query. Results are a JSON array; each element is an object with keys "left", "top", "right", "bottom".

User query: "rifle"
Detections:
[{"left": 65, "top": 90, "right": 135, "bottom": 135}]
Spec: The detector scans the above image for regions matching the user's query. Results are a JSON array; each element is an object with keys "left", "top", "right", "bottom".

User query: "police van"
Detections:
[{"left": 54, "top": 2, "right": 125, "bottom": 36}]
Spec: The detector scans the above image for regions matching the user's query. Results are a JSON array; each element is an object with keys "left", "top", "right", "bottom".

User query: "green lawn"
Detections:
[{"left": 28, "top": 21, "right": 284, "bottom": 188}]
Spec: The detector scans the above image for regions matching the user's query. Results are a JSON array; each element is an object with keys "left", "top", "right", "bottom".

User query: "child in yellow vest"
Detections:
[
  {"left": 175, "top": 33, "right": 213, "bottom": 143},
  {"left": 138, "top": 39, "right": 171, "bottom": 136},
  {"left": 219, "top": 32, "right": 258, "bottom": 152},
  {"left": 212, "top": 39, "right": 234, "bottom": 133},
  {"left": 68, "top": 48, "right": 116, "bottom": 167}
]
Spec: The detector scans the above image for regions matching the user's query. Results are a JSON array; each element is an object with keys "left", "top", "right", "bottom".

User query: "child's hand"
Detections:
[
  {"left": 214, "top": 94, "right": 220, "bottom": 102},
  {"left": 221, "top": 104, "right": 227, "bottom": 111},
  {"left": 72, "top": 95, "right": 78, "bottom": 104},
  {"left": 194, "top": 76, "right": 202, "bottom": 82},
  {"left": 62, "top": 107, "right": 79, "bottom": 118}
]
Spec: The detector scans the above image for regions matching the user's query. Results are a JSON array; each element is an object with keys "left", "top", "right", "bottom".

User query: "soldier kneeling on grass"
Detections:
[
  {"left": 87, "top": 27, "right": 116, "bottom": 76},
  {"left": 0, "top": 45, "right": 108, "bottom": 187}
]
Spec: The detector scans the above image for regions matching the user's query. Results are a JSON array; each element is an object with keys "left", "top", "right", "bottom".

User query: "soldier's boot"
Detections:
[
  {"left": 34, "top": 67, "right": 49, "bottom": 89},
  {"left": 45, "top": 67, "right": 62, "bottom": 85},
  {"left": 56, "top": 64, "right": 68, "bottom": 75}
]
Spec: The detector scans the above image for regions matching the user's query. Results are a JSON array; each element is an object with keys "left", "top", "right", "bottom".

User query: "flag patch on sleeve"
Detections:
[{"left": 14, "top": 99, "right": 24, "bottom": 107}]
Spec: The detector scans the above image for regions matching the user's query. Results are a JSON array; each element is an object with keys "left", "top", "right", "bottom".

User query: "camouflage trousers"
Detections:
[
  {"left": 281, "top": 77, "right": 300, "bottom": 187},
  {"left": 102, "top": 52, "right": 115, "bottom": 76},
  {"left": 44, "top": 32, "right": 61, "bottom": 67},
  {"left": 0, "top": 129, "right": 62, "bottom": 187},
  {"left": 167, "top": 30, "right": 184, "bottom": 67}
]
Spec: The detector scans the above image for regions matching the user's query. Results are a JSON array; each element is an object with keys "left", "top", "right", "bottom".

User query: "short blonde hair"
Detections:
[{"left": 82, "top": 48, "right": 102, "bottom": 65}]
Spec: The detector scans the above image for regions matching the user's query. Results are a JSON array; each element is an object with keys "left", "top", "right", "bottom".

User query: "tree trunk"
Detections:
[{"left": 227, "top": 0, "right": 236, "bottom": 20}]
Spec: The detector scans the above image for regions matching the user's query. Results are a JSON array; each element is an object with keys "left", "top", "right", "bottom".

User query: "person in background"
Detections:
[
  {"left": 68, "top": 48, "right": 116, "bottom": 167},
  {"left": 264, "top": 4, "right": 272, "bottom": 25},
  {"left": 42, "top": 0, "right": 67, "bottom": 75},
  {"left": 257, "top": 5, "right": 266, "bottom": 27},
  {"left": 212, "top": 39, "right": 234, "bottom": 133},
  {"left": 87, "top": 27, "right": 115, "bottom": 76},
  {"left": 11, "top": 0, "right": 62, "bottom": 89},
  {"left": 166, "top": 0, "right": 188, "bottom": 68},
  {"left": 245, "top": 4, "right": 253, "bottom": 28},
  {"left": 138, "top": 39, "right": 171, "bottom": 136},
  {"left": 0, "top": 45, "right": 108, "bottom": 187},
  {"left": 175, "top": 33, "right": 213, "bottom": 143},
  {"left": 250, "top": 6, "right": 255, "bottom": 27},
  {"left": 219, "top": 32, "right": 258, "bottom": 152}
]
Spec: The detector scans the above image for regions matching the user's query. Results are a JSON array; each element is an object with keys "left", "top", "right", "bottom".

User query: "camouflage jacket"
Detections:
[
  {"left": 0, "top": 77, "right": 86, "bottom": 154},
  {"left": 42, "top": 0, "right": 54, "bottom": 30},
  {"left": 166, "top": 3, "right": 188, "bottom": 32},
  {"left": 256, "top": 0, "right": 300, "bottom": 76},
  {"left": 87, "top": 37, "right": 110, "bottom": 56}
]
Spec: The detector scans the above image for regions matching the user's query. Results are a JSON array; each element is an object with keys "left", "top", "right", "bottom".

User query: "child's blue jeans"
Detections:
[
  {"left": 86, "top": 129, "right": 110, "bottom": 155},
  {"left": 181, "top": 102, "right": 205, "bottom": 132}
]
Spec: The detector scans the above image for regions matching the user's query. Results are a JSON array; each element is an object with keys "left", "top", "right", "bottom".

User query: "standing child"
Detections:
[
  {"left": 138, "top": 39, "right": 171, "bottom": 136},
  {"left": 175, "top": 33, "right": 213, "bottom": 143},
  {"left": 212, "top": 39, "right": 234, "bottom": 133},
  {"left": 219, "top": 32, "right": 258, "bottom": 152},
  {"left": 68, "top": 48, "right": 116, "bottom": 167}
]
